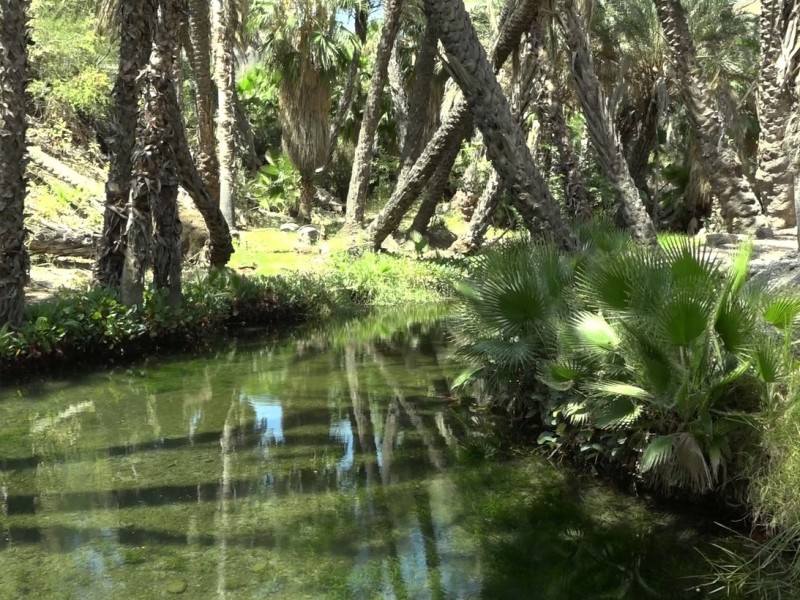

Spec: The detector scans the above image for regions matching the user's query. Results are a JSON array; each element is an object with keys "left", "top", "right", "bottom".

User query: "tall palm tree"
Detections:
[
  {"left": 121, "top": 0, "right": 183, "bottom": 306},
  {"left": 344, "top": 0, "right": 405, "bottom": 227},
  {"left": 757, "top": 0, "right": 798, "bottom": 228},
  {"left": 188, "top": 0, "right": 220, "bottom": 203},
  {"left": 255, "top": 0, "right": 352, "bottom": 222},
  {"left": 559, "top": 0, "right": 656, "bottom": 244},
  {"left": 211, "top": 0, "right": 237, "bottom": 229},
  {"left": 0, "top": 0, "right": 31, "bottom": 326},
  {"left": 653, "top": 0, "right": 765, "bottom": 233},
  {"left": 95, "top": 0, "right": 155, "bottom": 289},
  {"left": 419, "top": 0, "right": 577, "bottom": 250}
]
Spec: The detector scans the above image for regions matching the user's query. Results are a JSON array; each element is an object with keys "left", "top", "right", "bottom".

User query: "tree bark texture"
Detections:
[
  {"left": 653, "top": 0, "right": 764, "bottom": 232},
  {"left": 409, "top": 135, "right": 461, "bottom": 235},
  {"left": 121, "top": 0, "right": 184, "bottom": 307},
  {"left": 95, "top": 0, "right": 155, "bottom": 289},
  {"left": 210, "top": 0, "right": 237, "bottom": 230},
  {"left": 367, "top": 0, "right": 546, "bottom": 249},
  {"left": 756, "top": 0, "right": 798, "bottom": 228},
  {"left": 388, "top": 37, "right": 409, "bottom": 152},
  {"left": 559, "top": 0, "right": 656, "bottom": 244},
  {"left": 529, "top": 11, "right": 591, "bottom": 220},
  {"left": 453, "top": 171, "right": 503, "bottom": 254},
  {"left": 0, "top": 0, "right": 31, "bottom": 326},
  {"left": 345, "top": 0, "right": 405, "bottom": 227},
  {"left": 399, "top": 23, "right": 439, "bottom": 175},
  {"left": 188, "top": 0, "right": 220, "bottom": 203},
  {"left": 419, "top": 0, "right": 577, "bottom": 250}
]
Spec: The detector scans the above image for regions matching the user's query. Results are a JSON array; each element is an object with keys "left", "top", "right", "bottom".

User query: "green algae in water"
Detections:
[{"left": 0, "top": 309, "right": 731, "bottom": 599}]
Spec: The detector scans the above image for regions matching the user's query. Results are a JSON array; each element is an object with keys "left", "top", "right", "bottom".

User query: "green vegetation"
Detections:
[
  {"left": 450, "top": 225, "right": 800, "bottom": 594},
  {"left": 0, "top": 252, "right": 461, "bottom": 376}
]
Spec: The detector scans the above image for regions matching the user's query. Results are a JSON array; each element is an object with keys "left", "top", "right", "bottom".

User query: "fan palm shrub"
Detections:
[{"left": 453, "top": 226, "right": 800, "bottom": 496}]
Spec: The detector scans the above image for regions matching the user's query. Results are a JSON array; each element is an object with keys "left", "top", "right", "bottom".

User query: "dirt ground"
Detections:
[{"left": 24, "top": 227, "right": 800, "bottom": 306}]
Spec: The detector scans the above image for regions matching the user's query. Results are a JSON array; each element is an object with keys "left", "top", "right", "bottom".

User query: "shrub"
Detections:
[{"left": 452, "top": 226, "right": 800, "bottom": 497}]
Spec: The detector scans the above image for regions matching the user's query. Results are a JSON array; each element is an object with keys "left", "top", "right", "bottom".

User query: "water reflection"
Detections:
[{"left": 0, "top": 309, "right": 719, "bottom": 599}]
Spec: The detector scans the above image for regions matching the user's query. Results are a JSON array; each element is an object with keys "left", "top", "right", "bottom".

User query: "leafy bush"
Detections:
[
  {"left": 452, "top": 225, "right": 800, "bottom": 496},
  {"left": 246, "top": 152, "right": 302, "bottom": 214}
]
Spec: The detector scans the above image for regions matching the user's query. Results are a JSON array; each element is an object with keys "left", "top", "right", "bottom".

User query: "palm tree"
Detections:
[
  {"left": 558, "top": 0, "right": 656, "bottom": 245},
  {"left": 255, "top": 0, "right": 352, "bottom": 223},
  {"left": 367, "top": 0, "right": 549, "bottom": 249},
  {"left": 187, "top": 0, "right": 220, "bottom": 203},
  {"left": 0, "top": 0, "right": 31, "bottom": 326},
  {"left": 344, "top": 0, "right": 405, "bottom": 227},
  {"left": 121, "top": 0, "right": 183, "bottom": 306},
  {"left": 326, "top": 2, "right": 368, "bottom": 168},
  {"left": 95, "top": 0, "right": 155, "bottom": 289},
  {"left": 211, "top": 0, "right": 237, "bottom": 229},
  {"left": 652, "top": 0, "right": 765, "bottom": 233},
  {"left": 418, "top": 0, "right": 577, "bottom": 250},
  {"left": 756, "top": 0, "right": 798, "bottom": 228}
]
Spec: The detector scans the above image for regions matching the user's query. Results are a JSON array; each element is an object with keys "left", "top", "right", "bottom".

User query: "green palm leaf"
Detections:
[
  {"left": 763, "top": 295, "right": 800, "bottom": 333},
  {"left": 570, "top": 312, "right": 621, "bottom": 354},
  {"left": 659, "top": 293, "right": 712, "bottom": 347},
  {"left": 594, "top": 396, "right": 644, "bottom": 430},
  {"left": 640, "top": 435, "right": 676, "bottom": 472}
]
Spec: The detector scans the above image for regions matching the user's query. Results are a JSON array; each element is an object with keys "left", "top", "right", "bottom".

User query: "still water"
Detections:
[{"left": 0, "top": 310, "right": 726, "bottom": 599}]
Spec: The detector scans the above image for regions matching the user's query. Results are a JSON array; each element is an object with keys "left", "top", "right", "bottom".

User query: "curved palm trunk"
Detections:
[
  {"left": 95, "top": 0, "right": 155, "bottom": 289},
  {"left": 453, "top": 172, "right": 503, "bottom": 254},
  {"left": 408, "top": 137, "right": 460, "bottom": 235},
  {"left": 653, "top": 0, "right": 764, "bottom": 233},
  {"left": 757, "top": 0, "right": 797, "bottom": 228},
  {"left": 121, "top": 0, "right": 183, "bottom": 307},
  {"left": 210, "top": 0, "right": 237, "bottom": 230},
  {"left": 188, "top": 0, "right": 220, "bottom": 202},
  {"left": 419, "top": 0, "right": 577, "bottom": 250},
  {"left": 345, "top": 0, "right": 405, "bottom": 227},
  {"left": 0, "top": 0, "right": 31, "bottom": 326},
  {"left": 559, "top": 0, "right": 655, "bottom": 244},
  {"left": 367, "top": 0, "right": 545, "bottom": 249}
]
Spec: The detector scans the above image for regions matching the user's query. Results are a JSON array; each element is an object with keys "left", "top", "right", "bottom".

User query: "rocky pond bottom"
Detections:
[{"left": 0, "top": 309, "right": 734, "bottom": 599}]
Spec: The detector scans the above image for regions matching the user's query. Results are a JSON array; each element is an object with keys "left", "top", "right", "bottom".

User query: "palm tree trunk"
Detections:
[
  {"left": 0, "top": 0, "right": 31, "bottom": 326},
  {"left": 409, "top": 138, "right": 460, "bottom": 235},
  {"left": 653, "top": 0, "right": 764, "bottom": 233},
  {"left": 121, "top": 0, "right": 184, "bottom": 307},
  {"left": 419, "top": 0, "right": 577, "bottom": 250},
  {"left": 210, "top": 0, "right": 237, "bottom": 230},
  {"left": 233, "top": 89, "right": 259, "bottom": 173},
  {"left": 452, "top": 172, "right": 503, "bottom": 254},
  {"left": 188, "top": 0, "right": 220, "bottom": 202},
  {"left": 756, "top": 0, "right": 797, "bottom": 228},
  {"left": 388, "top": 38, "right": 409, "bottom": 153},
  {"left": 528, "top": 14, "right": 592, "bottom": 221},
  {"left": 559, "top": 0, "right": 655, "bottom": 244},
  {"left": 299, "top": 176, "right": 314, "bottom": 224},
  {"left": 367, "top": 0, "right": 545, "bottom": 249},
  {"left": 399, "top": 23, "right": 439, "bottom": 174},
  {"left": 95, "top": 0, "right": 155, "bottom": 289},
  {"left": 345, "top": 0, "right": 405, "bottom": 227},
  {"left": 326, "top": 6, "right": 368, "bottom": 169}
]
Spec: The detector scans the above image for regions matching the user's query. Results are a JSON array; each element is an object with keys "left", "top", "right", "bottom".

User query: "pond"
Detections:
[{"left": 0, "top": 308, "right": 730, "bottom": 599}]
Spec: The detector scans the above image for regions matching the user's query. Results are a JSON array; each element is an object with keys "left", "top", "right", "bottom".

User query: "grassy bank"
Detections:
[{"left": 0, "top": 252, "right": 464, "bottom": 381}]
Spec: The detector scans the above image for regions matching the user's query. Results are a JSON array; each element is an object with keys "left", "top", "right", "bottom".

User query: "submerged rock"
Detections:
[{"left": 166, "top": 579, "right": 188, "bottom": 594}]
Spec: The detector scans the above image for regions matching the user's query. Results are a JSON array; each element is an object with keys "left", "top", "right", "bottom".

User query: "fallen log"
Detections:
[{"left": 28, "top": 221, "right": 99, "bottom": 258}]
